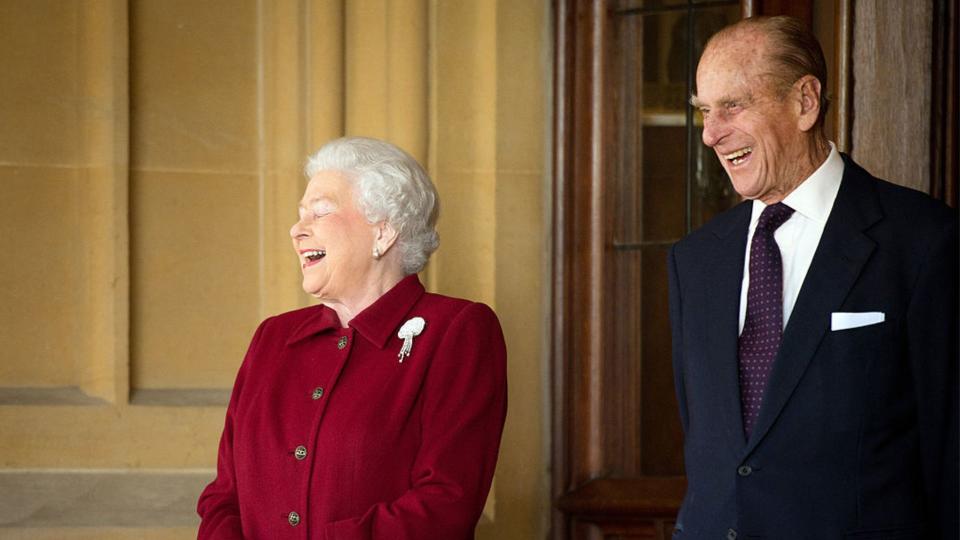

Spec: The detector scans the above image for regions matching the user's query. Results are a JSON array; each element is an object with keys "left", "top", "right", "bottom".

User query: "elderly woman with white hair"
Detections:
[{"left": 197, "top": 137, "right": 508, "bottom": 539}]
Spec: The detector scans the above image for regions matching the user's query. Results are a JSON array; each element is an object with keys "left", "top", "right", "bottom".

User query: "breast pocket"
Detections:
[
  {"left": 817, "top": 318, "right": 899, "bottom": 433},
  {"left": 827, "top": 316, "right": 890, "bottom": 354}
]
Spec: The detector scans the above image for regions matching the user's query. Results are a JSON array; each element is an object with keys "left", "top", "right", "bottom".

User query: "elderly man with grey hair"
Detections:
[
  {"left": 198, "top": 137, "right": 508, "bottom": 539},
  {"left": 670, "top": 15, "right": 957, "bottom": 540}
]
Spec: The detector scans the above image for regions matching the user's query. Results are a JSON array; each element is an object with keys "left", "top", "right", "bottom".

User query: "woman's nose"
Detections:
[{"left": 290, "top": 218, "right": 309, "bottom": 239}]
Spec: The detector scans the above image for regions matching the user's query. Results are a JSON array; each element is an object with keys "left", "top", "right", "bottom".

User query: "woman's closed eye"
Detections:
[
  {"left": 312, "top": 200, "right": 337, "bottom": 217},
  {"left": 299, "top": 201, "right": 337, "bottom": 221}
]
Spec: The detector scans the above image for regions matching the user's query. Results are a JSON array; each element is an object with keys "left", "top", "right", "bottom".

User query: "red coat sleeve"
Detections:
[
  {"left": 196, "top": 320, "right": 268, "bottom": 539},
  {"left": 320, "top": 302, "right": 508, "bottom": 539}
]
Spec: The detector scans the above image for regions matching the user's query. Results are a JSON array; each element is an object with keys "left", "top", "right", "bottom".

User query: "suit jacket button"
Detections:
[
  {"left": 726, "top": 528, "right": 737, "bottom": 540},
  {"left": 737, "top": 465, "right": 753, "bottom": 477},
  {"left": 288, "top": 511, "right": 301, "bottom": 526},
  {"left": 312, "top": 387, "right": 324, "bottom": 400}
]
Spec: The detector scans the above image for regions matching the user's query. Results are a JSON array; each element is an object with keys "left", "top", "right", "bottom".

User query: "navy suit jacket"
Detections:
[{"left": 668, "top": 155, "right": 958, "bottom": 540}]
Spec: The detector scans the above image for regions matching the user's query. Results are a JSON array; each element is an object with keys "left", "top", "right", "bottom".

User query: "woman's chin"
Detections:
[
  {"left": 303, "top": 285, "right": 330, "bottom": 301},
  {"left": 300, "top": 281, "right": 323, "bottom": 297}
]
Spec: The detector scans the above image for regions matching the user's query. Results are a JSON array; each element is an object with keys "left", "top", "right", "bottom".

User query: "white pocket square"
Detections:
[{"left": 831, "top": 311, "right": 885, "bottom": 331}]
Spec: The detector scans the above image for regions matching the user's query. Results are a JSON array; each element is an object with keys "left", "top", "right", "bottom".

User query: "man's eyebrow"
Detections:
[
  {"left": 690, "top": 93, "right": 755, "bottom": 110},
  {"left": 721, "top": 92, "right": 753, "bottom": 107}
]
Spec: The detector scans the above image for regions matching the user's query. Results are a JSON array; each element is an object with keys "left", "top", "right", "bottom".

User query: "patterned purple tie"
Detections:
[{"left": 739, "top": 202, "right": 794, "bottom": 438}]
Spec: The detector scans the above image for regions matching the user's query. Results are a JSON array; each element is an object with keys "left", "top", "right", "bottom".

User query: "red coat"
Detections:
[{"left": 197, "top": 275, "right": 508, "bottom": 539}]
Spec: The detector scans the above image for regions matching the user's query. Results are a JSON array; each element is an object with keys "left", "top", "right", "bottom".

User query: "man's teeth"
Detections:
[
  {"left": 724, "top": 147, "right": 752, "bottom": 165},
  {"left": 304, "top": 250, "right": 326, "bottom": 261}
]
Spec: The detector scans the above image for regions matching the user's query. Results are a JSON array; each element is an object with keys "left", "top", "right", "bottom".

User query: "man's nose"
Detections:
[{"left": 701, "top": 116, "right": 724, "bottom": 148}]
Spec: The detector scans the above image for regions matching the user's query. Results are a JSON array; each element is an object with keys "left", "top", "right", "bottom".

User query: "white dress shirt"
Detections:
[{"left": 738, "top": 143, "right": 844, "bottom": 334}]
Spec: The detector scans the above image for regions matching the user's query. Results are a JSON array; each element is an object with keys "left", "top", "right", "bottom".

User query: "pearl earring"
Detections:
[{"left": 373, "top": 247, "right": 381, "bottom": 259}]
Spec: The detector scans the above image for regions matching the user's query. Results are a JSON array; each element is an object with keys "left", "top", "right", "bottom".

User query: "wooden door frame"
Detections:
[{"left": 549, "top": 1, "right": 813, "bottom": 538}]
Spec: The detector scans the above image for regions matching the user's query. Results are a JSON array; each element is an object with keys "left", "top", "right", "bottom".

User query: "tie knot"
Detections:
[{"left": 757, "top": 202, "right": 794, "bottom": 232}]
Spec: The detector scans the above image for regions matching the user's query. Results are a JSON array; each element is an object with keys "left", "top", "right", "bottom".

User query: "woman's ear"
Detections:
[{"left": 374, "top": 221, "right": 399, "bottom": 257}]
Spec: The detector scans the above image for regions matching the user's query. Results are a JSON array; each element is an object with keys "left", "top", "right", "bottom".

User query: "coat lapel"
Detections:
[
  {"left": 743, "top": 156, "right": 882, "bottom": 455},
  {"left": 706, "top": 202, "right": 752, "bottom": 448}
]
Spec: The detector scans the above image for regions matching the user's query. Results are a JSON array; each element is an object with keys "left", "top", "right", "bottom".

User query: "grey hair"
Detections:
[{"left": 304, "top": 137, "right": 440, "bottom": 275}]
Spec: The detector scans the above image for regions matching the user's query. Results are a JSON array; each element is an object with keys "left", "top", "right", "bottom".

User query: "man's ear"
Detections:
[{"left": 795, "top": 75, "right": 822, "bottom": 132}]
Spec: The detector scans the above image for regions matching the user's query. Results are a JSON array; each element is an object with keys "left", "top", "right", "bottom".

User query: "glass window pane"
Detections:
[{"left": 605, "top": 0, "right": 740, "bottom": 477}]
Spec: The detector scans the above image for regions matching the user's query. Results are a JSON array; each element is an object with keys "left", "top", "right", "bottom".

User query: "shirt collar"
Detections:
[
  {"left": 750, "top": 141, "right": 844, "bottom": 225},
  {"left": 285, "top": 274, "right": 426, "bottom": 348}
]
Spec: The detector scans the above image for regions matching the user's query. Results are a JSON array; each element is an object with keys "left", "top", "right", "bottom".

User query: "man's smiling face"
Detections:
[{"left": 693, "top": 31, "right": 810, "bottom": 204}]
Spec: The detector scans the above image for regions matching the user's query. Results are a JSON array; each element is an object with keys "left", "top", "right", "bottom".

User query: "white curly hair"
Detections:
[{"left": 304, "top": 137, "right": 440, "bottom": 275}]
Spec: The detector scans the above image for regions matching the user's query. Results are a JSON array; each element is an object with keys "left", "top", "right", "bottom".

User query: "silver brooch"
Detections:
[{"left": 397, "top": 317, "right": 426, "bottom": 362}]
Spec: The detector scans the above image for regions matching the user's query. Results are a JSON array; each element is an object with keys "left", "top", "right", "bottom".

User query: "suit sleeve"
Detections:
[
  {"left": 906, "top": 218, "right": 958, "bottom": 540},
  {"left": 196, "top": 320, "right": 269, "bottom": 540},
  {"left": 320, "top": 302, "right": 508, "bottom": 540},
  {"left": 668, "top": 244, "right": 690, "bottom": 434}
]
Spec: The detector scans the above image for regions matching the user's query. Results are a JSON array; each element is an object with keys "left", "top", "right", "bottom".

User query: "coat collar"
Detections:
[
  {"left": 743, "top": 154, "right": 883, "bottom": 454},
  {"left": 706, "top": 200, "right": 754, "bottom": 448},
  {"left": 349, "top": 274, "right": 426, "bottom": 349},
  {"left": 285, "top": 305, "right": 340, "bottom": 346},
  {"left": 711, "top": 199, "right": 754, "bottom": 240},
  {"left": 285, "top": 274, "right": 426, "bottom": 348}
]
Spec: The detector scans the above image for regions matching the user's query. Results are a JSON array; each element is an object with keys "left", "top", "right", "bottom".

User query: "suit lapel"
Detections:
[
  {"left": 706, "top": 202, "right": 752, "bottom": 448},
  {"left": 743, "top": 156, "right": 882, "bottom": 455}
]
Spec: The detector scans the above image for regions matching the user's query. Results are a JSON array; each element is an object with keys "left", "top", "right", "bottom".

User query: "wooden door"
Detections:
[{"left": 550, "top": 1, "right": 812, "bottom": 538}]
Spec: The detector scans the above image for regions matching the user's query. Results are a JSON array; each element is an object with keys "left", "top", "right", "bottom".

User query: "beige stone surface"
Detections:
[
  {"left": 0, "top": 1, "right": 81, "bottom": 166},
  {"left": 305, "top": 1, "right": 346, "bottom": 149},
  {"left": 258, "top": 0, "right": 332, "bottom": 318},
  {"left": 385, "top": 0, "right": 430, "bottom": 162},
  {"left": 129, "top": 0, "right": 258, "bottom": 172},
  {"left": 490, "top": 2, "right": 549, "bottom": 537},
  {"left": 0, "top": 168, "right": 86, "bottom": 388},
  {"left": 346, "top": 0, "right": 390, "bottom": 140},
  {"left": 74, "top": 0, "right": 131, "bottom": 404},
  {"left": 430, "top": 1, "right": 549, "bottom": 537},
  {"left": 0, "top": 405, "right": 225, "bottom": 468},
  {"left": 345, "top": 0, "right": 429, "bottom": 161},
  {"left": 0, "top": 470, "right": 209, "bottom": 528},
  {"left": 430, "top": 0, "right": 498, "bottom": 174},
  {"left": 0, "top": 388, "right": 106, "bottom": 406},
  {"left": 0, "top": 1, "right": 549, "bottom": 538},
  {"left": 432, "top": 171, "right": 498, "bottom": 304},
  {"left": 129, "top": 170, "right": 260, "bottom": 390}
]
